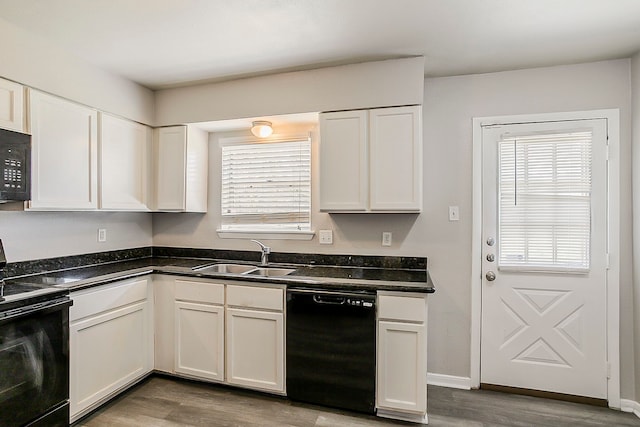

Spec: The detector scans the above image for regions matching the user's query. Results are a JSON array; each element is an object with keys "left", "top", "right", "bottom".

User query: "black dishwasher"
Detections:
[{"left": 286, "top": 288, "right": 376, "bottom": 414}]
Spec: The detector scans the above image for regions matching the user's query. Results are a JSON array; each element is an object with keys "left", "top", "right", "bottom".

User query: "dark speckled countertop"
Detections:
[{"left": 3, "top": 248, "right": 435, "bottom": 295}]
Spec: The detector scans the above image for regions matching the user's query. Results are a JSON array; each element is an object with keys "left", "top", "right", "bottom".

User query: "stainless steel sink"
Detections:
[
  {"left": 244, "top": 267, "right": 295, "bottom": 277},
  {"left": 192, "top": 263, "right": 256, "bottom": 274}
]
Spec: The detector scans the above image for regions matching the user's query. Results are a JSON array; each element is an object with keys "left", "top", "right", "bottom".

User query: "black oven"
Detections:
[{"left": 0, "top": 294, "right": 71, "bottom": 427}]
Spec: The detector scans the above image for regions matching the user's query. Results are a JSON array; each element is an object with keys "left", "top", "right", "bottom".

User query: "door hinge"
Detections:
[
  {"left": 606, "top": 145, "right": 610, "bottom": 161},
  {"left": 607, "top": 362, "right": 611, "bottom": 379},
  {"left": 606, "top": 253, "right": 611, "bottom": 270}
]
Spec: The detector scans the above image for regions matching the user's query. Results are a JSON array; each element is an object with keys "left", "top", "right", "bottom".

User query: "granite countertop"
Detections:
[{"left": 5, "top": 255, "right": 435, "bottom": 294}]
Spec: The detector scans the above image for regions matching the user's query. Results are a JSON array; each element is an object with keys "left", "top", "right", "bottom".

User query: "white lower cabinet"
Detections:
[
  {"left": 226, "top": 284, "right": 285, "bottom": 393},
  {"left": 174, "top": 279, "right": 225, "bottom": 382},
  {"left": 376, "top": 292, "right": 428, "bottom": 424},
  {"left": 156, "top": 278, "right": 284, "bottom": 394},
  {"left": 226, "top": 308, "right": 284, "bottom": 392},
  {"left": 69, "top": 274, "right": 430, "bottom": 422},
  {"left": 69, "top": 277, "right": 153, "bottom": 422}
]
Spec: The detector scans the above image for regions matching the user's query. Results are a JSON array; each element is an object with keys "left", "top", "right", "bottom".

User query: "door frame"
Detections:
[{"left": 470, "top": 109, "right": 620, "bottom": 408}]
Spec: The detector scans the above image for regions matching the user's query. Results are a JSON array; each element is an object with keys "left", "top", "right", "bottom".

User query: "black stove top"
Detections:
[{"left": 0, "top": 279, "right": 68, "bottom": 309}]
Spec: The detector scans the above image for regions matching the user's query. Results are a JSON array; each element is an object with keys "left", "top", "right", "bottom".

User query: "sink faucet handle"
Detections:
[{"left": 251, "top": 239, "right": 270, "bottom": 252}]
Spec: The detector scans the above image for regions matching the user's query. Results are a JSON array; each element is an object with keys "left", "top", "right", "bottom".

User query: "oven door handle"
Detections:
[{"left": 0, "top": 297, "right": 72, "bottom": 323}]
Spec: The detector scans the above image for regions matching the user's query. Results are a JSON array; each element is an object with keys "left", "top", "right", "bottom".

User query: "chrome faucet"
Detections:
[{"left": 251, "top": 240, "right": 271, "bottom": 266}]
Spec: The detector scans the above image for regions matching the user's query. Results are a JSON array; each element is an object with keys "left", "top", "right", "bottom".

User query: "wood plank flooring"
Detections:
[{"left": 75, "top": 376, "right": 640, "bottom": 426}]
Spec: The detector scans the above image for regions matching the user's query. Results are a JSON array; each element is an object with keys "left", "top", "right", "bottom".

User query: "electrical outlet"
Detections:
[
  {"left": 98, "top": 228, "right": 107, "bottom": 242},
  {"left": 382, "top": 232, "right": 392, "bottom": 247},
  {"left": 449, "top": 206, "right": 460, "bottom": 221},
  {"left": 319, "top": 230, "right": 333, "bottom": 244}
]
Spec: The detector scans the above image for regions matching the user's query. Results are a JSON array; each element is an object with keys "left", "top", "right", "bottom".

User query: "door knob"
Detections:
[
  {"left": 486, "top": 253, "right": 495, "bottom": 262},
  {"left": 486, "top": 237, "right": 495, "bottom": 246},
  {"left": 485, "top": 271, "right": 496, "bottom": 281}
]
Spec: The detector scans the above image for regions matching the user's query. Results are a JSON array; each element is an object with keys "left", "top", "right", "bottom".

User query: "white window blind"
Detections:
[
  {"left": 221, "top": 139, "right": 311, "bottom": 231},
  {"left": 498, "top": 130, "right": 592, "bottom": 272}
]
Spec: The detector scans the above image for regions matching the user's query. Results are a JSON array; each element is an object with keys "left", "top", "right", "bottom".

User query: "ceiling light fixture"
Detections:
[{"left": 251, "top": 121, "right": 273, "bottom": 138}]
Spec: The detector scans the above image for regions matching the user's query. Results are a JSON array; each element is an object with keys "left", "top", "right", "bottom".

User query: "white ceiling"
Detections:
[{"left": 1, "top": 0, "right": 640, "bottom": 91}]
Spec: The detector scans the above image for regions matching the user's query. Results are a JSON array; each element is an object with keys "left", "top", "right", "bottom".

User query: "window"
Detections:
[
  {"left": 498, "top": 130, "right": 592, "bottom": 272},
  {"left": 220, "top": 137, "right": 311, "bottom": 234}
]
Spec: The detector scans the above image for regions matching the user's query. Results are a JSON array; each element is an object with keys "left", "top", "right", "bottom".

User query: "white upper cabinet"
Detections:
[
  {"left": 154, "top": 125, "right": 208, "bottom": 212},
  {"left": 319, "top": 110, "right": 368, "bottom": 211},
  {"left": 0, "top": 77, "right": 25, "bottom": 132},
  {"left": 369, "top": 106, "right": 422, "bottom": 211},
  {"left": 28, "top": 89, "right": 98, "bottom": 210},
  {"left": 99, "top": 113, "right": 151, "bottom": 211},
  {"left": 319, "top": 105, "right": 422, "bottom": 212}
]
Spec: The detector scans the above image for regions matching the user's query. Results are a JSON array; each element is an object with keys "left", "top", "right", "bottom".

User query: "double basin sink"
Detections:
[{"left": 193, "top": 263, "right": 295, "bottom": 278}]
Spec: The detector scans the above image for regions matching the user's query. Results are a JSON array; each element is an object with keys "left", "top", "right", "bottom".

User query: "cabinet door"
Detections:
[
  {"left": 29, "top": 90, "right": 98, "bottom": 210},
  {"left": 155, "top": 126, "right": 187, "bottom": 211},
  {"left": 175, "top": 301, "right": 225, "bottom": 381},
  {"left": 0, "top": 78, "right": 24, "bottom": 132},
  {"left": 70, "top": 301, "right": 152, "bottom": 419},
  {"left": 369, "top": 106, "right": 422, "bottom": 211},
  {"left": 99, "top": 113, "right": 151, "bottom": 210},
  {"left": 377, "top": 320, "right": 427, "bottom": 413},
  {"left": 226, "top": 308, "right": 284, "bottom": 392},
  {"left": 319, "top": 110, "right": 368, "bottom": 211}
]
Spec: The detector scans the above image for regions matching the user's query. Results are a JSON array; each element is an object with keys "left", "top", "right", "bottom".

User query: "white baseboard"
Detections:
[
  {"left": 427, "top": 373, "right": 472, "bottom": 390},
  {"left": 620, "top": 399, "right": 640, "bottom": 418}
]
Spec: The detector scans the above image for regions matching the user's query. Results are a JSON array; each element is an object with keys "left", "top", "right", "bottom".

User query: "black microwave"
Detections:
[{"left": 0, "top": 128, "right": 31, "bottom": 203}]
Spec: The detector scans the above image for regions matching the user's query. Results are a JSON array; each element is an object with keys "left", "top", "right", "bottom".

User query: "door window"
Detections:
[{"left": 498, "top": 130, "right": 593, "bottom": 272}]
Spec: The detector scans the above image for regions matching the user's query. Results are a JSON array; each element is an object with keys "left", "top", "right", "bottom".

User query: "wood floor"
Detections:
[{"left": 75, "top": 376, "right": 640, "bottom": 427}]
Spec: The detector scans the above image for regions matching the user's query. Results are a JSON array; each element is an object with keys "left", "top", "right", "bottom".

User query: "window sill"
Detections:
[{"left": 216, "top": 229, "right": 316, "bottom": 241}]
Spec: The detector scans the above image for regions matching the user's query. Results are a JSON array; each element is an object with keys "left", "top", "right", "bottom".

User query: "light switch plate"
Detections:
[
  {"left": 319, "top": 230, "right": 333, "bottom": 244},
  {"left": 449, "top": 206, "right": 460, "bottom": 221},
  {"left": 98, "top": 228, "right": 107, "bottom": 242}
]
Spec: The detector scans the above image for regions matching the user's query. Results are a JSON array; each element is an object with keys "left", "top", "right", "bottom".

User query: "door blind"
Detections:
[
  {"left": 221, "top": 139, "right": 311, "bottom": 231},
  {"left": 498, "top": 130, "right": 592, "bottom": 272}
]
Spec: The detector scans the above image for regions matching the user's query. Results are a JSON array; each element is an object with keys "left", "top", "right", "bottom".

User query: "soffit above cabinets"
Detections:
[
  {"left": 1, "top": 1, "right": 640, "bottom": 89},
  {"left": 194, "top": 112, "right": 318, "bottom": 134}
]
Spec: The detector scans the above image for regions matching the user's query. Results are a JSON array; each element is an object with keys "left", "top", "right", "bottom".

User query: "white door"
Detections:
[
  {"left": 226, "top": 308, "right": 284, "bottom": 392},
  {"left": 99, "top": 113, "right": 151, "bottom": 211},
  {"left": 319, "top": 110, "right": 368, "bottom": 211},
  {"left": 155, "top": 126, "right": 187, "bottom": 211},
  {"left": 29, "top": 90, "right": 98, "bottom": 210},
  {"left": 481, "top": 119, "right": 608, "bottom": 399},
  {"left": 174, "top": 301, "right": 225, "bottom": 381},
  {"left": 369, "top": 106, "right": 422, "bottom": 212}
]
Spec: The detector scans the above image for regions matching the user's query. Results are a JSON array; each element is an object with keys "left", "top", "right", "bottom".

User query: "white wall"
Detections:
[
  {"left": 155, "top": 57, "right": 425, "bottom": 125},
  {"left": 153, "top": 59, "right": 635, "bottom": 398},
  {"left": 0, "top": 17, "right": 154, "bottom": 124},
  {"left": 631, "top": 52, "right": 640, "bottom": 404},
  {"left": 0, "top": 212, "right": 151, "bottom": 263}
]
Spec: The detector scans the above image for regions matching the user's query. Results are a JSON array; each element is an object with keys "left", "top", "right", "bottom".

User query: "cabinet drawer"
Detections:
[
  {"left": 70, "top": 278, "right": 149, "bottom": 322},
  {"left": 227, "top": 285, "right": 283, "bottom": 311},
  {"left": 175, "top": 280, "right": 224, "bottom": 304},
  {"left": 378, "top": 294, "right": 426, "bottom": 323}
]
